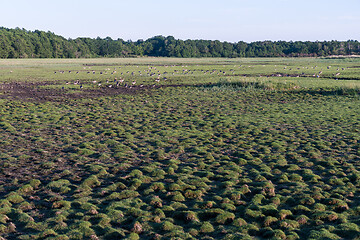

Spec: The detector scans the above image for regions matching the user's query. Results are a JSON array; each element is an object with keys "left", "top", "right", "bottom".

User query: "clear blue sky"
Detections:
[{"left": 1, "top": 0, "right": 359, "bottom": 42}]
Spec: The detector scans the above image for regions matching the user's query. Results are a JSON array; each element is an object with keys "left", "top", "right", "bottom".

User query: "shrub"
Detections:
[
  {"left": 299, "top": 196, "right": 315, "bottom": 205},
  {"left": 126, "top": 207, "right": 149, "bottom": 218},
  {"left": 0, "top": 200, "right": 12, "bottom": 208},
  {"left": 308, "top": 228, "right": 341, "bottom": 240},
  {"left": 0, "top": 224, "right": 7, "bottom": 234},
  {"left": 271, "top": 197, "right": 281, "bottom": 206},
  {"left": 201, "top": 201, "right": 215, "bottom": 209},
  {"left": 18, "top": 212, "right": 34, "bottom": 223},
  {"left": 273, "top": 229, "right": 286, "bottom": 239},
  {"left": 0, "top": 214, "right": 9, "bottom": 224},
  {"left": 172, "top": 192, "right": 185, "bottom": 202},
  {"left": 200, "top": 221, "right": 214, "bottom": 233},
  {"left": 129, "top": 169, "right": 143, "bottom": 178},
  {"left": 233, "top": 218, "right": 247, "bottom": 227},
  {"left": 188, "top": 228, "right": 199, "bottom": 236},
  {"left": 6, "top": 193, "right": 24, "bottom": 204},
  {"left": 279, "top": 219, "right": 300, "bottom": 230},
  {"left": 251, "top": 194, "right": 265, "bottom": 205},
  {"left": 296, "top": 214, "right": 309, "bottom": 224},
  {"left": 245, "top": 208, "right": 263, "bottom": 219},
  {"left": 287, "top": 231, "right": 300, "bottom": 240},
  {"left": 221, "top": 203, "right": 236, "bottom": 211},
  {"left": 106, "top": 209, "right": 124, "bottom": 223},
  {"left": 150, "top": 182, "right": 165, "bottom": 191},
  {"left": 184, "top": 190, "right": 203, "bottom": 199},
  {"left": 17, "top": 184, "right": 34, "bottom": 195},
  {"left": 18, "top": 201, "right": 33, "bottom": 211},
  {"left": 130, "top": 179, "right": 142, "bottom": 190},
  {"left": 81, "top": 175, "right": 101, "bottom": 188},
  {"left": 168, "top": 183, "right": 181, "bottom": 191},
  {"left": 126, "top": 233, "right": 140, "bottom": 240},
  {"left": 52, "top": 200, "right": 71, "bottom": 209},
  {"left": 278, "top": 209, "right": 292, "bottom": 220},
  {"left": 264, "top": 216, "right": 278, "bottom": 227},
  {"left": 149, "top": 196, "right": 163, "bottom": 207},
  {"left": 183, "top": 211, "right": 199, "bottom": 222},
  {"left": 313, "top": 203, "right": 326, "bottom": 211},
  {"left": 215, "top": 212, "right": 235, "bottom": 224},
  {"left": 47, "top": 179, "right": 71, "bottom": 193},
  {"left": 105, "top": 190, "right": 139, "bottom": 200},
  {"left": 154, "top": 208, "right": 166, "bottom": 218},
  {"left": 314, "top": 211, "right": 339, "bottom": 222},
  {"left": 335, "top": 223, "right": 360, "bottom": 238},
  {"left": 161, "top": 221, "right": 175, "bottom": 231},
  {"left": 96, "top": 213, "right": 111, "bottom": 228}
]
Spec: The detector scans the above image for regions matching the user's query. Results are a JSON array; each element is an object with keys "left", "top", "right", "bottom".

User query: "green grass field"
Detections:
[{"left": 1, "top": 57, "right": 360, "bottom": 239}]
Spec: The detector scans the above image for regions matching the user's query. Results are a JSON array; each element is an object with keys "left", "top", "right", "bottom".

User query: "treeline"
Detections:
[{"left": 1, "top": 27, "right": 360, "bottom": 58}]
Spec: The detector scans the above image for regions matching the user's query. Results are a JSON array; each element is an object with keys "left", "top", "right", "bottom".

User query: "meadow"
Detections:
[{"left": 0, "top": 57, "right": 360, "bottom": 239}]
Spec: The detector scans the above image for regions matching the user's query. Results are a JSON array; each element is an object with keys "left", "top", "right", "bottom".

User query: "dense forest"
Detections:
[{"left": 1, "top": 27, "right": 360, "bottom": 58}]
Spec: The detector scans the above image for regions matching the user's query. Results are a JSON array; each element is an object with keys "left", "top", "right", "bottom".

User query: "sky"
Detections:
[{"left": 1, "top": 0, "right": 359, "bottom": 43}]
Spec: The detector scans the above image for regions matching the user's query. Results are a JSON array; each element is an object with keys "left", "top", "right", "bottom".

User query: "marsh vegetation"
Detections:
[{"left": 0, "top": 57, "right": 360, "bottom": 239}]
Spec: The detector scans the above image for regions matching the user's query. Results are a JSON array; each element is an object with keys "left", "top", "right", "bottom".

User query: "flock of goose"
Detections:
[{"left": 53, "top": 64, "right": 348, "bottom": 89}]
